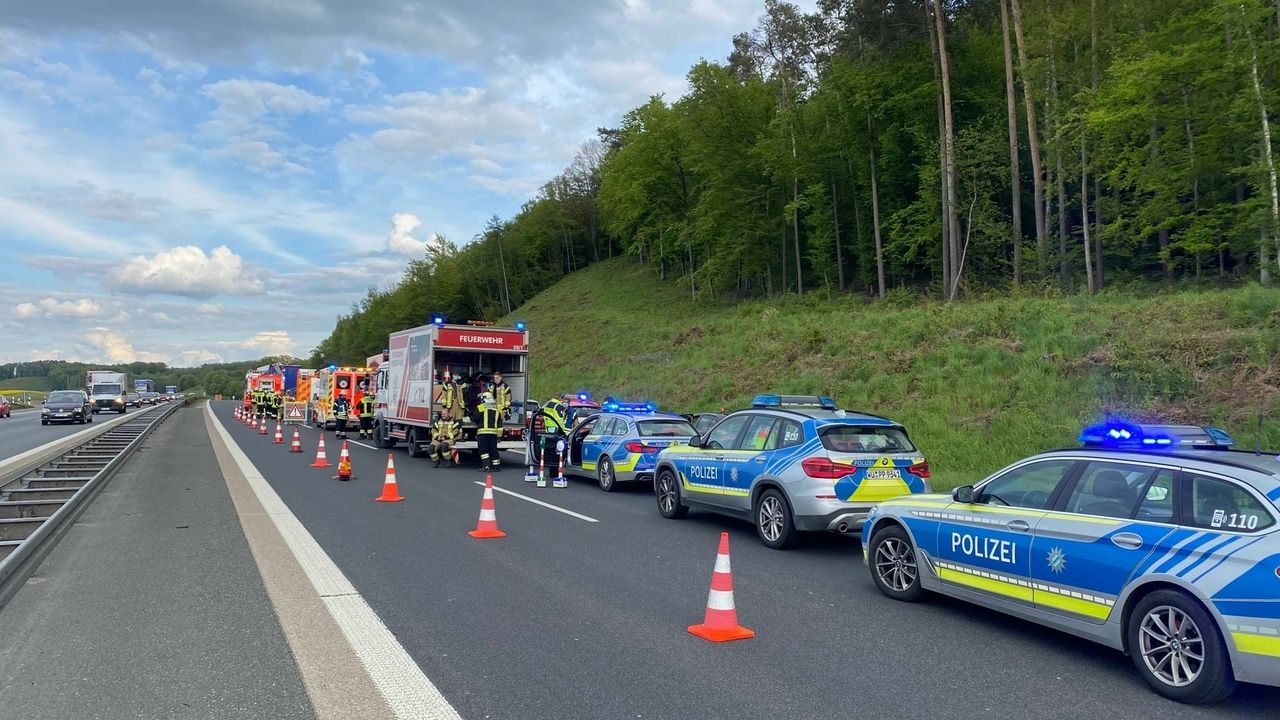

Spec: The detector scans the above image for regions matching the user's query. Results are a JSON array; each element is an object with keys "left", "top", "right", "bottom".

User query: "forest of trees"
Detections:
[
  {"left": 312, "top": 0, "right": 1280, "bottom": 365},
  {"left": 0, "top": 358, "right": 295, "bottom": 399}
]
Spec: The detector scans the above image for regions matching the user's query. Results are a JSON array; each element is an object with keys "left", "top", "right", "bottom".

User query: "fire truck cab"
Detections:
[
  {"left": 310, "top": 366, "right": 374, "bottom": 429},
  {"left": 373, "top": 321, "right": 529, "bottom": 459}
]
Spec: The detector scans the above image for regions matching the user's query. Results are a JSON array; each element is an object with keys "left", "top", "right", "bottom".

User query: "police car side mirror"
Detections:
[
  {"left": 952, "top": 485, "right": 975, "bottom": 504},
  {"left": 687, "top": 435, "right": 703, "bottom": 448}
]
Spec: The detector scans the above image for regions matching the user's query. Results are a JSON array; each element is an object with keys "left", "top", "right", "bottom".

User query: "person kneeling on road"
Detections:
[
  {"left": 430, "top": 410, "right": 460, "bottom": 468},
  {"left": 333, "top": 394, "right": 351, "bottom": 439},
  {"left": 477, "top": 392, "right": 501, "bottom": 473}
]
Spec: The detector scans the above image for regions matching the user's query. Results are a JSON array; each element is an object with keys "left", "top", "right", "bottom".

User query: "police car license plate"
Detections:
[{"left": 865, "top": 469, "right": 901, "bottom": 480}]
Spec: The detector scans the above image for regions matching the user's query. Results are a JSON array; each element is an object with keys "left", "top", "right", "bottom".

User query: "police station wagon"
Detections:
[
  {"left": 655, "top": 395, "right": 930, "bottom": 549},
  {"left": 863, "top": 423, "right": 1280, "bottom": 704}
]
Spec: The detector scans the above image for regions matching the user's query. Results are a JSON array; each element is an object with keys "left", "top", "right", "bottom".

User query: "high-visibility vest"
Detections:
[
  {"left": 359, "top": 394, "right": 375, "bottom": 415},
  {"left": 539, "top": 405, "right": 568, "bottom": 435},
  {"left": 490, "top": 382, "right": 511, "bottom": 411},
  {"left": 477, "top": 405, "right": 500, "bottom": 435},
  {"left": 432, "top": 419, "right": 459, "bottom": 442}
]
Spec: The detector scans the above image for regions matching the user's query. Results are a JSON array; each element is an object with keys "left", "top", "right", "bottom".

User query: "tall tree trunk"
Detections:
[
  {"left": 1091, "top": 0, "right": 1104, "bottom": 288},
  {"left": 926, "top": 1, "right": 951, "bottom": 294},
  {"left": 1049, "top": 1, "right": 1068, "bottom": 287},
  {"left": 1057, "top": 151, "right": 1068, "bottom": 285},
  {"left": 1080, "top": 134, "right": 1095, "bottom": 293},
  {"left": 848, "top": 161, "right": 866, "bottom": 293},
  {"left": 1010, "top": 0, "right": 1048, "bottom": 277},
  {"left": 1243, "top": 5, "right": 1280, "bottom": 280},
  {"left": 791, "top": 132, "right": 804, "bottom": 294},
  {"left": 495, "top": 232, "right": 511, "bottom": 314},
  {"left": 688, "top": 239, "right": 696, "bottom": 302},
  {"left": 1000, "top": 0, "right": 1023, "bottom": 286},
  {"left": 832, "top": 180, "right": 844, "bottom": 291},
  {"left": 780, "top": 209, "right": 788, "bottom": 293},
  {"left": 932, "top": 0, "right": 962, "bottom": 300},
  {"left": 868, "top": 115, "right": 887, "bottom": 299}
]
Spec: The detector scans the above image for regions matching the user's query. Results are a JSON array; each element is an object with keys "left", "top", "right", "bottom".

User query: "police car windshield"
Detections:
[
  {"left": 638, "top": 419, "right": 696, "bottom": 437},
  {"left": 820, "top": 426, "right": 914, "bottom": 454}
]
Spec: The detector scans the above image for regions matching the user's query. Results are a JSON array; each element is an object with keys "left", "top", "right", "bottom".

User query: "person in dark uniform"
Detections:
[
  {"left": 332, "top": 394, "right": 351, "bottom": 438},
  {"left": 358, "top": 391, "right": 376, "bottom": 439}
]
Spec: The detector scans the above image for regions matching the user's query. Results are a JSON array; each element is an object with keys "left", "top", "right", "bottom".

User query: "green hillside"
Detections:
[
  {"left": 0, "top": 377, "right": 51, "bottom": 392},
  {"left": 512, "top": 258, "right": 1280, "bottom": 489}
]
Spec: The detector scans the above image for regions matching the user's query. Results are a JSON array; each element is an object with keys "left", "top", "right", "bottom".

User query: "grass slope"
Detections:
[
  {"left": 0, "top": 377, "right": 51, "bottom": 392},
  {"left": 511, "top": 257, "right": 1280, "bottom": 489}
]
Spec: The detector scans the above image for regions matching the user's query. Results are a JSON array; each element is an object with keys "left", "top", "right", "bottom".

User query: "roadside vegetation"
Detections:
[{"left": 513, "top": 258, "right": 1280, "bottom": 489}]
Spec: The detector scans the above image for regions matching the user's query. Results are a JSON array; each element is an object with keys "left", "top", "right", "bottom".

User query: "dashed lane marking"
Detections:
[
  {"left": 473, "top": 480, "right": 600, "bottom": 523},
  {"left": 207, "top": 403, "right": 462, "bottom": 720}
]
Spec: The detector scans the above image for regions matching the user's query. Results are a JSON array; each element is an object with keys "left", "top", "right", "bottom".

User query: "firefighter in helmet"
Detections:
[
  {"left": 532, "top": 397, "right": 570, "bottom": 475},
  {"left": 332, "top": 393, "right": 351, "bottom": 438},
  {"left": 358, "top": 389, "right": 376, "bottom": 440},
  {"left": 488, "top": 370, "right": 512, "bottom": 420}
]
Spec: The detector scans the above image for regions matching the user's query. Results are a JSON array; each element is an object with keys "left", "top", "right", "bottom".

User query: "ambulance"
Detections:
[
  {"left": 373, "top": 320, "right": 529, "bottom": 459},
  {"left": 310, "top": 365, "right": 374, "bottom": 429}
]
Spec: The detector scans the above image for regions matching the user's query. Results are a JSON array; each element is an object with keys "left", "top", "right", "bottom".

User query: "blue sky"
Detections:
[{"left": 0, "top": 0, "right": 776, "bottom": 366}]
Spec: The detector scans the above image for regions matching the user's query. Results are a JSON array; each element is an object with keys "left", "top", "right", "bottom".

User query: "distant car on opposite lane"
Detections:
[
  {"left": 654, "top": 395, "right": 931, "bottom": 548},
  {"left": 42, "top": 390, "right": 92, "bottom": 425},
  {"left": 0, "top": 395, "right": 11, "bottom": 418}
]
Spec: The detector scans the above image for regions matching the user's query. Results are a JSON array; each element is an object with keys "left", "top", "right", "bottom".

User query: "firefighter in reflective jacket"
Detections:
[
  {"left": 358, "top": 391, "right": 376, "bottom": 439},
  {"left": 439, "top": 374, "right": 465, "bottom": 420},
  {"left": 430, "top": 410, "right": 460, "bottom": 468},
  {"left": 271, "top": 390, "right": 284, "bottom": 420},
  {"left": 332, "top": 395, "right": 351, "bottom": 438},
  {"left": 488, "top": 371, "right": 512, "bottom": 419},
  {"left": 252, "top": 389, "right": 264, "bottom": 418},
  {"left": 533, "top": 398, "right": 570, "bottom": 470},
  {"left": 477, "top": 392, "right": 501, "bottom": 473}
]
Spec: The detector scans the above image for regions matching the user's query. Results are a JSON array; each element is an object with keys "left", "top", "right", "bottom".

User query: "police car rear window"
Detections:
[
  {"left": 638, "top": 419, "right": 696, "bottom": 437},
  {"left": 820, "top": 426, "right": 914, "bottom": 454}
]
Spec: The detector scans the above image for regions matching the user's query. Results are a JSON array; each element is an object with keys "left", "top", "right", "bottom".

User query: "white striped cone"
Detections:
[
  {"left": 375, "top": 453, "right": 404, "bottom": 502},
  {"left": 273, "top": 420, "right": 284, "bottom": 444},
  {"left": 468, "top": 474, "right": 506, "bottom": 538},
  {"left": 289, "top": 427, "right": 303, "bottom": 453},
  {"left": 688, "top": 532, "right": 754, "bottom": 642},
  {"left": 310, "top": 435, "right": 331, "bottom": 468},
  {"left": 259, "top": 418, "right": 267, "bottom": 434}
]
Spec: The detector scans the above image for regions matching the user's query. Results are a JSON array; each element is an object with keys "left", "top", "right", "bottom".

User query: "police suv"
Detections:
[
  {"left": 654, "top": 395, "right": 930, "bottom": 549},
  {"left": 863, "top": 423, "right": 1280, "bottom": 704}
]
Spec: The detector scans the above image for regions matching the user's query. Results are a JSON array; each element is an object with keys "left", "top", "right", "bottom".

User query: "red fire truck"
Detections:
[{"left": 372, "top": 321, "right": 528, "bottom": 458}]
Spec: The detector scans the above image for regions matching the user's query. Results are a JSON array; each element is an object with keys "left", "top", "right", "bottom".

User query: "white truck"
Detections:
[
  {"left": 372, "top": 322, "right": 529, "bottom": 458},
  {"left": 85, "top": 370, "right": 128, "bottom": 414}
]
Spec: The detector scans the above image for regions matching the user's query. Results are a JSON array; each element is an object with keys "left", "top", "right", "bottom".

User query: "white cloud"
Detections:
[
  {"left": 14, "top": 297, "right": 107, "bottom": 319},
  {"left": 217, "top": 330, "right": 295, "bottom": 357},
  {"left": 386, "top": 212, "right": 429, "bottom": 256},
  {"left": 82, "top": 327, "right": 165, "bottom": 363},
  {"left": 112, "top": 245, "right": 265, "bottom": 297},
  {"left": 202, "top": 78, "right": 330, "bottom": 121},
  {"left": 176, "top": 348, "right": 222, "bottom": 365},
  {"left": 197, "top": 302, "right": 224, "bottom": 315}
]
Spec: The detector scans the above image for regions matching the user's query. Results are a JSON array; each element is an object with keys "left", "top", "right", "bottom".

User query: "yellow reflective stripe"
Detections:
[
  {"left": 678, "top": 472, "right": 750, "bottom": 497},
  {"left": 1032, "top": 589, "right": 1112, "bottom": 620},
  {"left": 613, "top": 455, "right": 640, "bottom": 472},
  {"left": 1233, "top": 632, "right": 1280, "bottom": 658},
  {"left": 849, "top": 477, "right": 911, "bottom": 502},
  {"left": 936, "top": 566, "right": 1033, "bottom": 603},
  {"left": 581, "top": 461, "right": 597, "bottom": 472}
]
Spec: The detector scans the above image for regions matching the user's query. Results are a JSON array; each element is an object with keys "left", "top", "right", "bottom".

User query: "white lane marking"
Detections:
[
  {"left": 472, "top": 481, "right": 599, "bottom": 523},
  {"left": 207, "top": 403, "right": 462, "bottom": 720}
]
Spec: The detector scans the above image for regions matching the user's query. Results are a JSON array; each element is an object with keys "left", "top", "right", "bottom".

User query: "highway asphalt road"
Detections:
[
  {"left": 212, "top": 401, "right": 1280, "bottom": 720},
  {"left": 0, "top": 405, "right": 138, "bottom": 463}
]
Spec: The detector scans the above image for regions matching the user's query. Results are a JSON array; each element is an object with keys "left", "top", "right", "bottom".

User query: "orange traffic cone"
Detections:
[
  {"left": 468, "top": 474, "right": 506, "bottom": 538},
  {"left": 688, "top": 532, "right": 754, "bottom": 642},
  {"left": 273, "top": 420, "right": 284, "bottom": 444},
  {"left": 259, "top": 418, "right": 268, "bottom": 435},
  {"left": 289, "top": 427, "right": 303, "bottom": 453},
  {"left": 310, "top": 435, "right": 331, "bottom": 468},
  {"left": 335, "top": 441, "right": 353, "bottom": 481},
  {"left": 375, "top": 454, "right": 404, "bottom": 502}
]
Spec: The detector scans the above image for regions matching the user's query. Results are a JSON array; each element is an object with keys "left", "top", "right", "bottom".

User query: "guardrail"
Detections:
[{"left": 0, "top": 402, "right": 182, "bottom": 610}]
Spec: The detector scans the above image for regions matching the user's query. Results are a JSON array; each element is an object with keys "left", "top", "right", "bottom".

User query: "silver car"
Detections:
[{"left": 653, "top": 395, "right": 931, "bottom": 548}]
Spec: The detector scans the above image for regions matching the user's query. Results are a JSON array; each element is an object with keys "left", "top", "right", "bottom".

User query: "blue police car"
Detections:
[
  {"left": 563, "top": 400, "right": 698, "bottom": 491},
  {"left": 654, "top": 395, "right": 930, "bottom": 549},
  {"left": 863, "top": 422, "right": 1280, "bottom": 704}
]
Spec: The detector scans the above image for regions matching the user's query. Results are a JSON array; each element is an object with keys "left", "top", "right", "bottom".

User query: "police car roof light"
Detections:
[
  {"left": 1078, "top": 422, "right": 1236, "bottom": 450},
  {"left": 752, "top": 394, "right": 838, "bottom": 410},
  {"left": 603, "top": 400, "right": 658, "bottom": 414}
]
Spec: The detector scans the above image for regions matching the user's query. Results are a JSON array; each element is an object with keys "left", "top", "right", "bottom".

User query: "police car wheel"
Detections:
[
  {"left": 655, "top": 469, "right": 687, "bottom": 519},
  {"left": 597, "top": 457, "right": 617, "bottom": 492},
  {"left": 755, "top": 489, "right": 796, "bottom": 549},
  {"left": 1127, "top": 590, "right": 1235, "bottom": 704},
  {"left": 868, "top": 525, "right": 923, "bottom": 601}
]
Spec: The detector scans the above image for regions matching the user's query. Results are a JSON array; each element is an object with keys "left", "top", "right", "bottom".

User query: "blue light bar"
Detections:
[
  {"left": 752, "top": 394, "right": 838, "bottom": 410},
  {"left": 431, "top": 314, "right": 445, "bottom": 325},
  {"left": 603, "top": 400, "right": 658, "bottom": 414},
  {"left": 514, "top": 320, "right": 527, "bottom": 331},
  {"left": 1079, "top": 422, "right": 1236, "bottom": 450}
]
